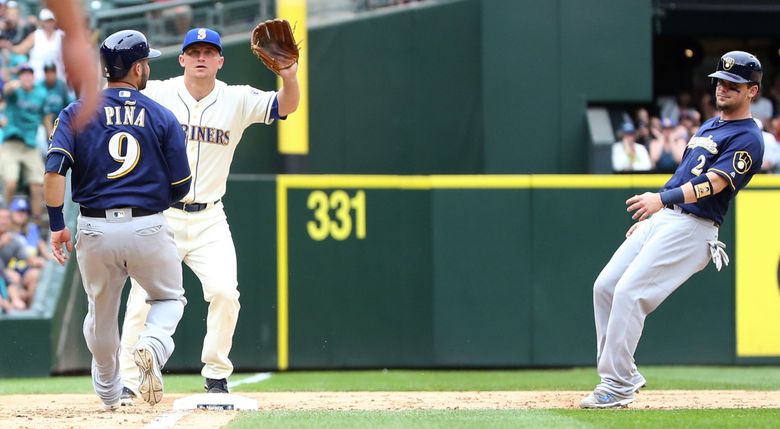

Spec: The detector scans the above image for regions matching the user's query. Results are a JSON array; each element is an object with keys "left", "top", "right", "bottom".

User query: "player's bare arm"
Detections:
[
  {"left": 626, "top": 171, "right": 729, "bottom": 221},
  {"left": 277, "top": 62, "right": 300, "bottom": 116},
  {"left": 45, "top": 0, "right": 101, "bottom": 131},
  {"left": 43, "top": 172, "right": 72, "bottom": 265}
]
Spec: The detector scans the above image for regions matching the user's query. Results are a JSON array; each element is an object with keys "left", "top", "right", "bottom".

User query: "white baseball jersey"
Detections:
[{"left": 143, "top": 76, "right": 277, "bottom": 203}]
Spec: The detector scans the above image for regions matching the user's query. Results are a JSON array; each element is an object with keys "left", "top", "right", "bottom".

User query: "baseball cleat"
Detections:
[
  {"left": 205, "top": 377, "right": 229, "bottom": 394},
  {"left": 120, "top": 386, "right": 136, "bottom": 406},
  {"left": 103, "top": 400, "right": 121, "bottom": 411},
  {"left": 134, "top": 346, "right": 164, "bottom": 405},
  {"left": 580, "top": 389, "right": 635, "bottom": 409}
]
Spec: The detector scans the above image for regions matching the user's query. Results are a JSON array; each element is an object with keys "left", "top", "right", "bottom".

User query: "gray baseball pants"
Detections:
[
  {"left": 592, "top": 207, "right": 717, "bottom": 396},
  {"left": 75, "top": 210, "right": 186, "bottom": 406}
]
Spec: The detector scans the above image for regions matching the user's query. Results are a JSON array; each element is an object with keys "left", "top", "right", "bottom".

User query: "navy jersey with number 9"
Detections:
[
  {"left": 661, "top": 116, "right": 763, "bottom": 225},
  {"left": 47, "top": 87, "right": 190, "bottom": 212}
]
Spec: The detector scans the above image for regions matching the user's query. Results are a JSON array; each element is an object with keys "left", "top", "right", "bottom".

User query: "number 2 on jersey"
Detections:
[
  {"left": 107, "top": 132, "right": 141, "bottom": 179},
  {"left": 690, "top": 154, "right": 706, "bottom": 176}
]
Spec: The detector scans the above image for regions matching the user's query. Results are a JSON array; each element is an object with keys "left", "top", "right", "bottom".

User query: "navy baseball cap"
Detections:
[
  {"left": 9, "top": 197, "right": 30, "bottom": 213},
  {"left": 181, "top": 28, "right": 222, "bottom": 54}
]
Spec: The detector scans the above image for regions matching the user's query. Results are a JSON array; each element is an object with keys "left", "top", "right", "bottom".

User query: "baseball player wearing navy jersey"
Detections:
[
  {"left": 45, "top": 30, "right": 191, "bottom": 410},
  {"left": 580, "top": 51, "right": 764, "bottom": 409},
  {"left": 117, "top": 27, "right": 299, "bottom": 401}
]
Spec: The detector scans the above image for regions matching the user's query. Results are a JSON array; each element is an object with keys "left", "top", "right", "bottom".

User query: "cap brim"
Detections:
[
  {"left": 147, "top": 48, "right": 162, "bottom": 60},
  {"left": 182, "top": 41, "right": 222, "bottom": 54},
  {"left": 708, "top": 71, "right": 750, "bottom": 84}
]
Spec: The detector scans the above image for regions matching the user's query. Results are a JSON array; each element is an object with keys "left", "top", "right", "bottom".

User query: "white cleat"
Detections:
[
  {"left": 580, "top": 389, "right": 636, "bottom": 409},
  {"left": 134, "top": 347, "right": 163, "bottom": 405}
]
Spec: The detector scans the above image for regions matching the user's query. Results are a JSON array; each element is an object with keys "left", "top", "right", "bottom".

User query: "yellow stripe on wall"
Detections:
[
  {"left": 277, "top": 0, "right": 308, "bottom": 155},
  {"left": 276, "top": 179, "right": 290, "bottom": 370}
]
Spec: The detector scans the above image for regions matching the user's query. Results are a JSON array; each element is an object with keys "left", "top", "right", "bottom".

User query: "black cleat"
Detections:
[
  {"left": 120, "top": 386, "right": 136, "bottom": 406},
  {"left": 205, "top": 377, "right": 229, "bottom": 393}
]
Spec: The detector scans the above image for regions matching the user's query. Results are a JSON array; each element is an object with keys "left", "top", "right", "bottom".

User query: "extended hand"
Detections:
[
  {"left": 50, "top": 227, "right": 73, "bottom": 265},
  {"left": 626, "top": 192, "right": 663, "bottom": 221}
]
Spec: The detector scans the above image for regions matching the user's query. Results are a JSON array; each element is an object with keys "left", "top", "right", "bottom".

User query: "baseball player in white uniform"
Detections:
[{"left": 118, "top": 27, "right": 299, "bottom": 402}]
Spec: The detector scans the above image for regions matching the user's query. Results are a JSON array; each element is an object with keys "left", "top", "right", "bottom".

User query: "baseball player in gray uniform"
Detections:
[
  {"left": 45, "top": 30, "right": 191, "bottom": 409},
  {"left": 117, "top": 27, "right": 299, "bottom": 403},
  {"left": 581, "top": 51, "right": 764, "bottom": 408}
]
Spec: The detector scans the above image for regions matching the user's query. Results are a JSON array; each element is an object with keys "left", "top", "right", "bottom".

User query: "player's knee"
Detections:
[
  {"left": 593, "top": 274, "right": 614, "bottom": 298},
  {"left": 207, "top": 287, "right": 240, "bottom": 305}
]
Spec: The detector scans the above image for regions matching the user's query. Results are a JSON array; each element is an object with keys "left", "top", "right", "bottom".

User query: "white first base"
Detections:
[{"left": 173, "top": 393, "right": 258, "bottom": 411}]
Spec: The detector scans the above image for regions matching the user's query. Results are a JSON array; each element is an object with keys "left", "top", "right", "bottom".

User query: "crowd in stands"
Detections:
[
  {"left": 612, "top": 82, "right": 780, "bottom": 174},
  {"left": 0, "top": 2, "right": 76, "bottom": 314}
]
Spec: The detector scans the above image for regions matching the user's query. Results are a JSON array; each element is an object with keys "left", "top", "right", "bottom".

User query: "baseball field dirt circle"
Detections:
[{"left": 1, "top": 391, "right": 778, "bottom": 428}]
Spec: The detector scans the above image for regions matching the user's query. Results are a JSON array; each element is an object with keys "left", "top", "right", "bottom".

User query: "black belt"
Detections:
[
  {"left": 170, "top": 200, "right": 220, "bottom": 212},
  {"left": 665, "top": 204, "right": 719, "bottom": 227},
  {"left": 80, "top": 207, "right": 157, "bottom": 218}
]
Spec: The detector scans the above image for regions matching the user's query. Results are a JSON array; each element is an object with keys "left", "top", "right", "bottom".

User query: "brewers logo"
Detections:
[
  {"left": 733, "top": 151, "right": 752, "bottom": 174},
  {"left": 723, "top": 56, "right": 735, "bottom": 70}
]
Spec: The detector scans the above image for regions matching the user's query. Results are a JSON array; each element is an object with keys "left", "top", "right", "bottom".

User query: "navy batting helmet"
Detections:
[
  {"left": 100, "top": 30, "right": 161, "bottom": 79},
  {"left": 708, "top": 51, "right": 762, "bottom": 87}
]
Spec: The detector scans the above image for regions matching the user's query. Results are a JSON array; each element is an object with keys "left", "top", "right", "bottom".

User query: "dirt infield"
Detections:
[{"left": 1, "top": 390, "right": 778, "bottom": 429}]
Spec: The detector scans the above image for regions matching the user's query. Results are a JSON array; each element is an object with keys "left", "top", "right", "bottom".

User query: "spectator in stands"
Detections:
[
  {"left": 7, "top": 196, "right": 44, "bottom": 306},
  {"left": 753, "top": 118, "right": 780, "bottom": 173},
  {"left": 633, "top": 107, "right": 651, "bottom": 147},
  {"left": 149, "top": 0, "right": 193, "bottom": 37},
  {"left": 697, "top": 92, "right": 717, "bottom": 121},
  {"left": 649, "top": 117, "right": 685, "bottom": 173},
  {"left": 0, "top": 2, "right": 33, "bottom": 47},
  {"left": 11, "top": 8, "right": 65, "bottom": 82},
  {"left": 0, "top": 206, "right": 27, "bottom": 311},
  {"left": 679, "top": 109, "right": 701, "bottom": 136},
  {"left": 38, "top": 62, "right": 73, "bottom": 155},
  {"left": 751, "top": 87, "right": 773, "bottom": 125},
  {"left": 0, "top": 64, "right": 46, "bottom": 220},
  {"left": 612, "top": 121, "right": 651, "bottom": 172}
]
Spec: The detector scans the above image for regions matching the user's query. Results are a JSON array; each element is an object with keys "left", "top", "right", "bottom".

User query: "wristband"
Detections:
[
  {"left": 690, "top": 174, "right": 713, "bottom": 199},
  {"left": 47, "top": 205, "right": 65, "bottom": 232},
  {"left": 659, "top": 187, "right": 684, "bottom": 206}
]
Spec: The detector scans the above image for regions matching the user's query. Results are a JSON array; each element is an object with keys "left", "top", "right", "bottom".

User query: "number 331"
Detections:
[{"left": 307, "top": 190, "right": 366, "bottom": 241}]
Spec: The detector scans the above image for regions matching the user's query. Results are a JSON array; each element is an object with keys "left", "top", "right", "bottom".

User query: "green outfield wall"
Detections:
[
  {"left": 13, "top": 174, "right": 776, "bottom": 378},
  {"left": 149, "top": 0, "right": 651, "bottom": 175}
]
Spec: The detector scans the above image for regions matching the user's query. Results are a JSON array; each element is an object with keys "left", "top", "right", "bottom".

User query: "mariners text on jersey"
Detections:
[{"left": 181, "top": 124, "right": 229, "bottom": 145}]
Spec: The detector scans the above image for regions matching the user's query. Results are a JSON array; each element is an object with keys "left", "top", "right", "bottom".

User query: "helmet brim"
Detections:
[
  {"left": 147, "top": 48, "right": 161, "bottom": 60},
  {"left": 708, "top": 71, "right": 751, "bottom": 84}
]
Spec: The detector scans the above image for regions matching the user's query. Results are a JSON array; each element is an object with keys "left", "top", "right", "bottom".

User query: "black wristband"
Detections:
[
  {"left": 47, "top": 205, "right": 65, "bottom": 232},
  {"left": 659, "top": 187, "right": 685, "bottom": 206}
]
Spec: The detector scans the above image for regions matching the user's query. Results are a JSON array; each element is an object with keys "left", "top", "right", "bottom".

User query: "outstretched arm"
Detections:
[
  {"left": 45, "top": 0, "right": 101, "bottom": 131},
  {"left": 626, "top": 171, "right": 729, "bottom": 221},
  {"left": 277, "top": 62, "right": 300, "bottom": 117}
]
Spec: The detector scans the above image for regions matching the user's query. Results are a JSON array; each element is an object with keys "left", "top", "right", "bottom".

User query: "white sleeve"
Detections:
[
  {"left": 238, "top": 85, "right": 277, "bottom": 126},
  {"left": 612, "top": 143, "right": 625, "bottom": 172},
  {"left": 635, "top": 144, "right": 652, "bottom": 171}
]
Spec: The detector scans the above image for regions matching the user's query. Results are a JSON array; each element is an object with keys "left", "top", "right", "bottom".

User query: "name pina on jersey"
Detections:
[{"left": 104, "top": 102, "right": 147, "bottom": 127}]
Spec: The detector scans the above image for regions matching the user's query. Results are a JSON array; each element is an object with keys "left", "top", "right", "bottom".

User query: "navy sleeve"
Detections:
[
  {"left": 708, "top": 131, "right": 764, "bottom": 190},
  {"left": 46, "top": 109, "right": 76, "bottom": 174}
]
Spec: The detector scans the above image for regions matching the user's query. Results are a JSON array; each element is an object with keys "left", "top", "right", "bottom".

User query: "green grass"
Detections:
[
  {"left": 0, "top": 366, "right": 779, "bottom": 394},
  {"left": 227, "top": 409, "right": 780, "bottom": 429},
  {"left": 1, "top": 367, "right": 777, "bottom": 429}
]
